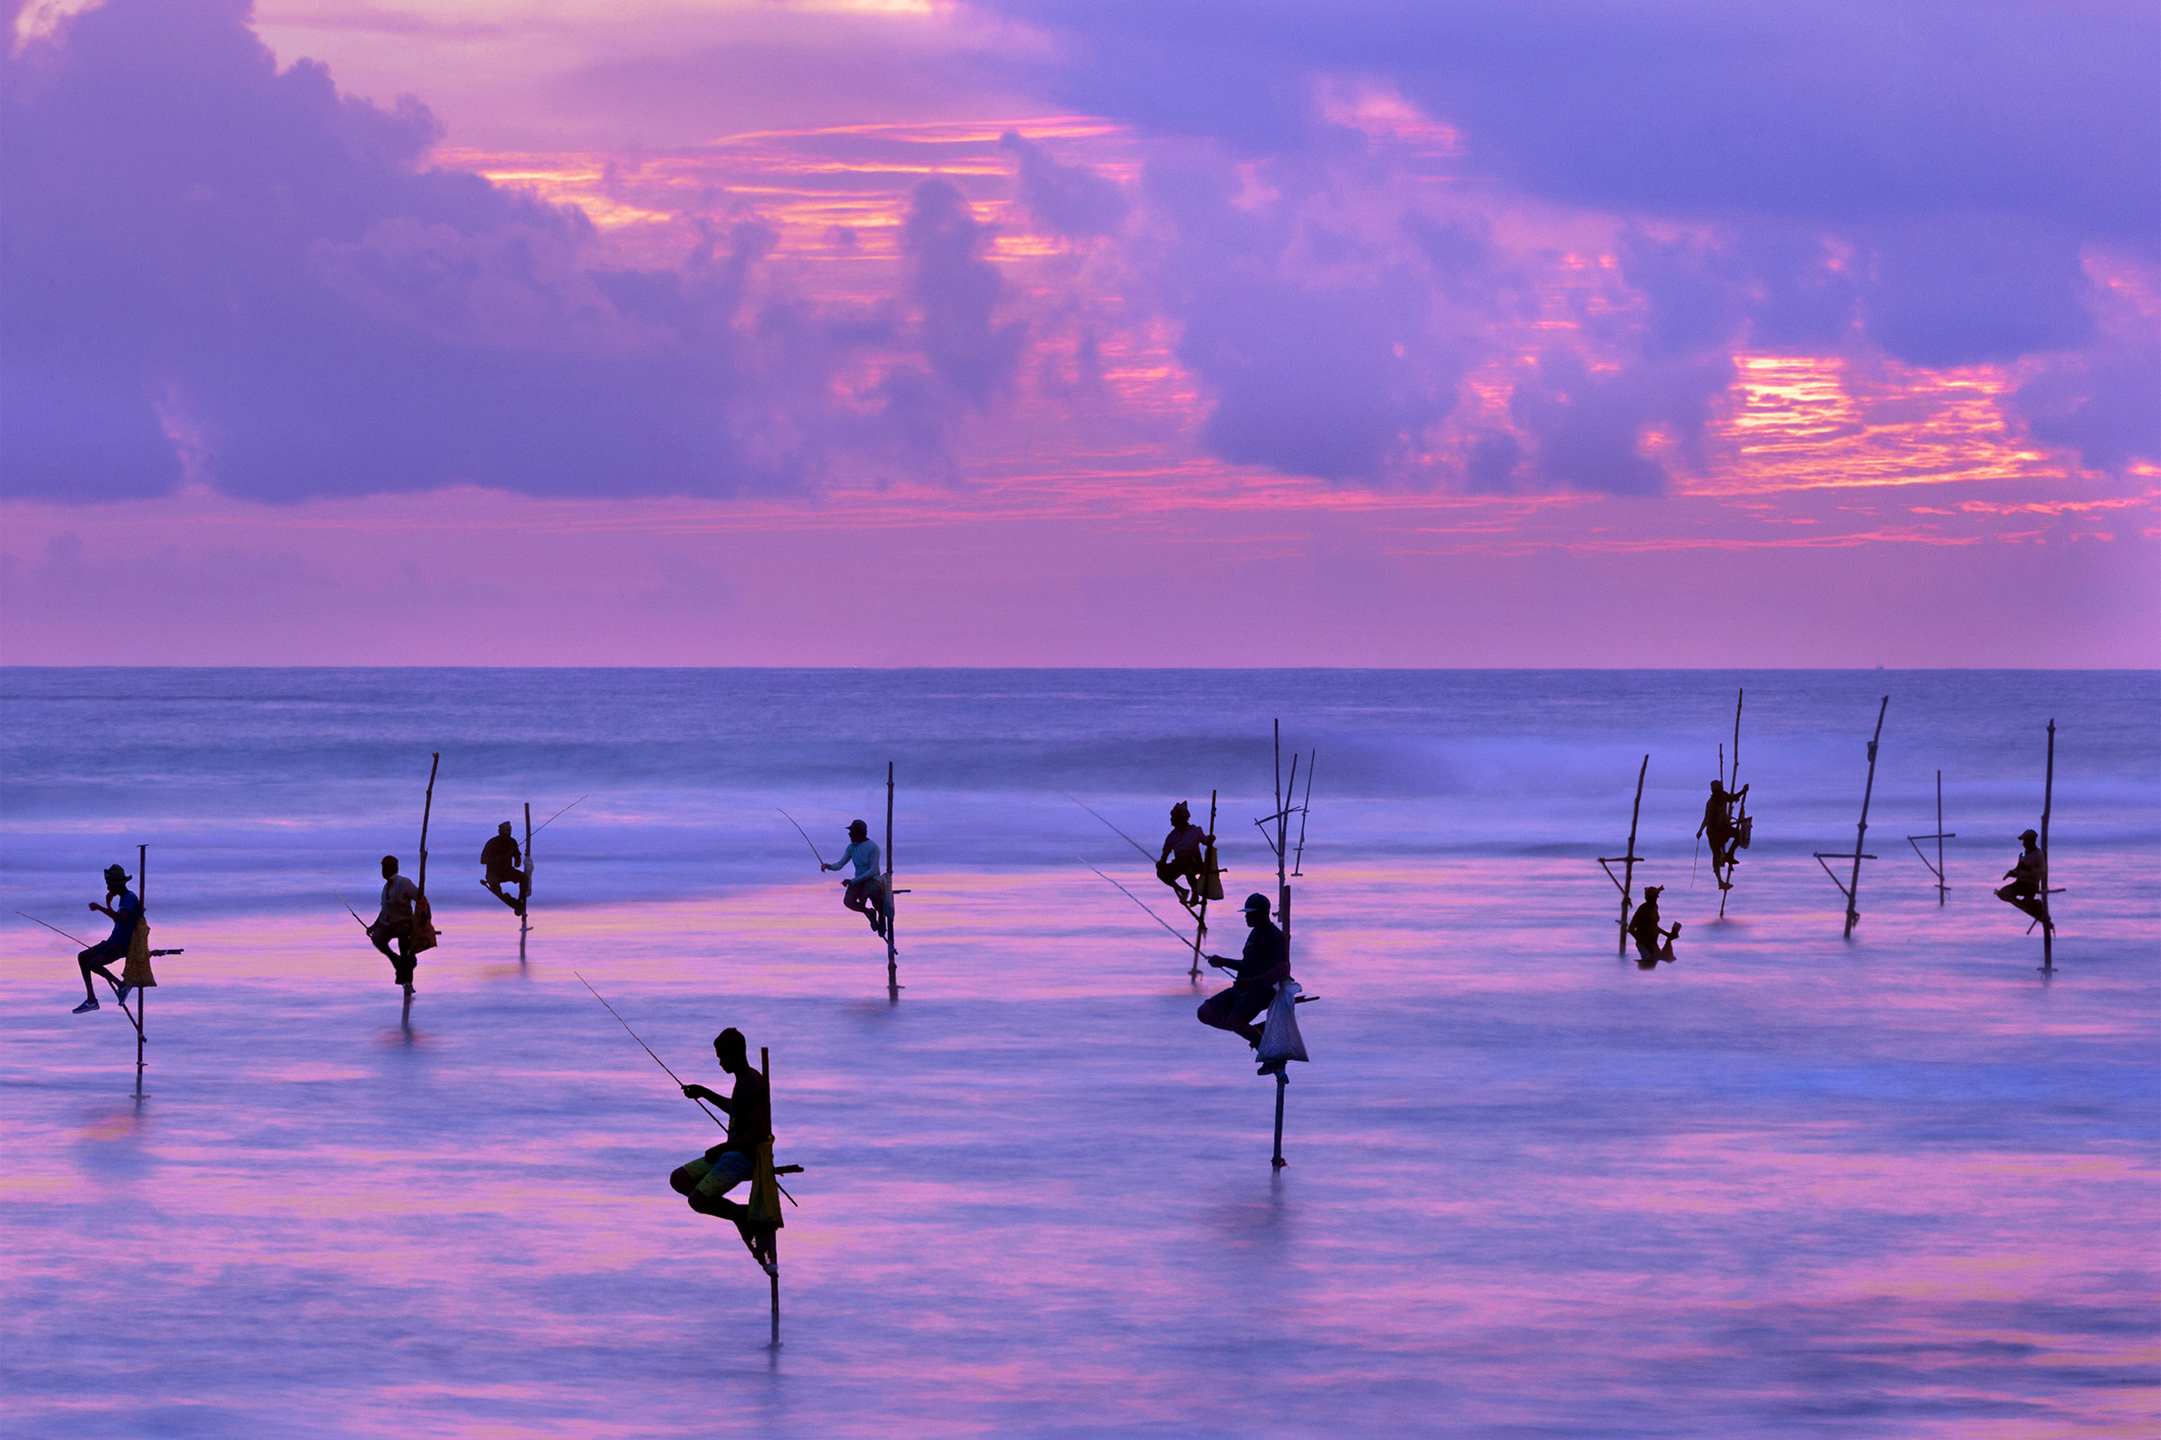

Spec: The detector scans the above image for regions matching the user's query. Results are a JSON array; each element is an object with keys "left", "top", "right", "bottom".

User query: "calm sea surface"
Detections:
[{"left": 2, "top": 669, "right": 2155, "bottom": 1437}]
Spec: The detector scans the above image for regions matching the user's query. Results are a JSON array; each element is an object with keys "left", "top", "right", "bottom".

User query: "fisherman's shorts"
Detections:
[
  {"left": 674, "top": 1148, "right": 753, "bottom": 1200},
  {"left": 843, "top": 875, "right": 887, "bottom": 909},
  {"left": 1157, "top": 858, "right": 1204, "bottom": 888},
  {"left": 1198, "top": 983, "right": 1273, "bottom": 1033},
  {"left": 77, "top": 939, "right": 128, "bottom": 977}
]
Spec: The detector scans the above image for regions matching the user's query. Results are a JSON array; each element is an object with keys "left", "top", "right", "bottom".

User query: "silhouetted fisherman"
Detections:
[
  {"left": 1697, "top": 780, "right": 1749, "bottom": 888},
  {"left": 1198, "top": 893, "right": 1291, "bottom": 1048},
  {"left": 820, "top": 819, "right": 888, "bottom": 937},
  {"left": 481, "top": 821, "right": 529, "bottom": 916},
  {"left": 1627, "top": 885, "right": 1681, "bottom": 967},
  {"left": 1995, "top": 829, "right": 2053, "bottom": 931},
  {"left": 72, "top": 864, "right": 142, "bottom": 1013},
  {"left": 1156, "top": 801, "right": 1214, "bottom": 909},
  {"left": 670, "top": 1027, "right": 775, "bottom": 1267},
  {"left": 369, "top": 855, "right": 421, "bottom": 991}
]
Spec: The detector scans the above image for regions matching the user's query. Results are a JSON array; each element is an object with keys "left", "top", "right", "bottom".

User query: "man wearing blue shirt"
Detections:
[
  {"left": 820, "top": 819, "right": 889, "bottom": 937},
  {"left": 1198, "top": 893, "right": 1291, "bottom": 1049},
  {"left": 73, "top": 864, "right": 141, "bottom": 1013}
]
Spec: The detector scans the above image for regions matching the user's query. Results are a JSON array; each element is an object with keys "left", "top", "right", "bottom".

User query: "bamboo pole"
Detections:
[
  {"left": 2041, "top": 720, "right": 2055, "bottom": 973},
  {"left": 764, "top": 1045, "right": 780, "bottom": 1347},
  {"left": 1845, "top": 699, "right": 1887, "bottom": 938},
  {"left": 135, "top": 842, "right": 146, "bottom": 1097},
  {"left": 1292, "top": 750, "right": 1315, "bottom": 876},
  {"left": 885, "top": 762, "right": 898, "bottom": 1000},
  {"left": 1813, "top": 699, "right": 1888, "bottom": 938},
  {"left": 1271, "top": 1070, "right": 1287, "bottom": 1171},
  {"left": 1720, "top": 689, "right": 1746, "bottom": 918},
  {"left": 520, "top": 801, "right": 531, "bottom": 961},
  {"left": 1190, "top": 789, "right": 1217, "bottom": 981},
  {"left": 1599, "top": 757, "right": 1649, "bottom": 954},
  {"left": 418, "top": 754, "right": 439, "bottom": 896}
]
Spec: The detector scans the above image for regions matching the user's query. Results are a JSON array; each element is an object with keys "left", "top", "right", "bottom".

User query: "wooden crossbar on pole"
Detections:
[{"left": 885, "top": 761, "right": 899, "bottom": 1000}]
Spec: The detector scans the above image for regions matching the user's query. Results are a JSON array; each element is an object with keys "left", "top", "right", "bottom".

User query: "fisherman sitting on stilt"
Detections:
[
  {"left": 368, "top": 855, "right": 421, "bottom": 993},
  {"left": 1995, "top": 829, "right": 2053, "bottom": 931},
  {"left": 820, "top": 819, "right": 889, "bottom": 938},
  {"left": 671, "top": 1027, "right": 777, "bottom": 1271},
  {"left": 1627, "top": 885, "right": 1681, "bottom": 968},
  {"left": 1697, "top": 781, "right": 1748, "bottom": 889},
  {"left": 1156, "top": 802, "right": 1214, "bottom": 910},
  {"left": 72, "top": 864, "right": 142, "bottom": 1013},
  {"left": 1198, "top": 892, "right": 1291, "bottom": 1053},
  {"left": 480, "top": 821, "right": 529, "bottom": 916}
]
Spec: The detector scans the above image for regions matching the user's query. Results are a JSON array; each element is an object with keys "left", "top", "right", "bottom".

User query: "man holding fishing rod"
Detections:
[
  {"left": 70, "top": 864, "right": 142, "bottom": 1013},
  {"left": 1197, "top": 893, "right": 1291, "bottom": 1050},
  {"left": 819, "top": 819, "right": 890, "bottom": 938},
  {"left": 367, "top": 855, "right": 421, "bottom": 989},
  {"left": 669, "top": 1028, "right": 774, "bottom": 1256},
  {"left": 1156, "top": 801, "right": 1215, "bottom": 910}
]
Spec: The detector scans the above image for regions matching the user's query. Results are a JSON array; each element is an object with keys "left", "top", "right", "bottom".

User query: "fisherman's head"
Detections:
[
  {"left": 713, "top": 1026, "right": 748, "bottom": 1071},
  {"left": 1710, "top": 780, "right": 1727, "bottom": 795},
  {"left": 102, "top": 864, "right": 129, "bottom": 893},
  {"left": 381, "top": 854, "right": 400, "bottom": 879},
  {"left": 1243, "top": 892, "right": 1271, "bottom": 926},
  {"left": 1643, "top": 885, "right": 1664, "bottom": 901},
  {"left": 499, "top": 821, "right": 514, "bottom": 836},
  {"left": 2020, "top": 828, "right": 2039, "bottom": 845},
  {"left": 847, "top": 819, "right": 869, "bottom": 841},
  {"left": 1171, "top": 801, "right": 1191, "bottom": 824}
]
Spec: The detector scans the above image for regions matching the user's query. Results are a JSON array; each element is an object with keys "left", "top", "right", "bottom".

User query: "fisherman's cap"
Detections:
[
  {"left": 500, "top": 820, "right": 515, "bottom": 831},
  {"left": 102, "top": 864, "right": 130, "bottom": 882},
  {"left": 1171, "top": 801, "right": 1191, "bottom": 815},
  {"left": 1643, "top": 885, "right": 1664, "bottom": 897},
  {"left": 1243, "top": 892, "right": 1270, "bottom": 913},
  {"left": 847, "top": 819, "right": 869, "bottom": 834},
  {"left": 381, "top": 854, "right": 399, "bottom": 865},
  {"left": 2020, "top": 828, "right": 2039, "bottom": 840}
]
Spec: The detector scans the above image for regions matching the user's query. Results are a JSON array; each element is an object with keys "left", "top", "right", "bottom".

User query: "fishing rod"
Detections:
[
  {"left": 576, "top": 973, "right": 725, "bottom": 1129},
  {"left": 777, "top": 809, "right": 829, "bottom": 868},
  {"left": 1067, "top": 796, "right": 1156, "bottom": 865},
  {"left": 533, "top": 794, "right": 588, "bottom": 838},
  {"left": 333, "top": 892, "right": 371, "bottom": 933},
  {"left": 15, "top": 910, "right": 91, "bottom": 947},
  {"left": 1080, "top": 859, "right": 1192, "bottom": 950}
]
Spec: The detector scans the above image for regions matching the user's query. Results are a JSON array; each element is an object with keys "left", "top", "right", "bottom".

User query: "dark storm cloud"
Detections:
[{"left": 0, "top": 0, "right": 971, "bottom": 502}]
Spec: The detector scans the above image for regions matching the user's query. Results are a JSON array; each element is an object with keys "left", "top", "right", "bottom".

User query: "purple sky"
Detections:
[{"left": 3, "top": 0, "right": 2155, "bottom": 664}]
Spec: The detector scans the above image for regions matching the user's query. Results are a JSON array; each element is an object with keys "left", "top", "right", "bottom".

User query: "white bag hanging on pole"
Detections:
[{"left": 1257, "top": 980, "right": 1308, "bottom": 1065}]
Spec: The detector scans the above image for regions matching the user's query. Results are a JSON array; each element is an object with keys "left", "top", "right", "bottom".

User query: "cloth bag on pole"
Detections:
[
  {"left": 121, "top": 915, "right": 158, "bottom": 989},
  {"left": 1257, "top": 980, "right": 1308, "bottom": 1065}
]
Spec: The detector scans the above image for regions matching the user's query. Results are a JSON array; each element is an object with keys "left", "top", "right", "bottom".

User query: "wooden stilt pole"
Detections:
[
  {"left": 1906, "top": 770, "right": 1955, "bottom": 904},
  {"left": 885, "top": 762, "right": 898, "bottom": 1000},
  {"left": 520, "top": 801, "right": 531, "bottom": 962},
  {"left": 764, "top": 1044, "right": 780, "bottom": 1347},
  {"left": 1271, "top": 1069, "right": 1287, "bottom": 1171},
  {"left": 1813, "top": 698, "right": 1886, "bottom": 938},
  {"left": 2040, "top": 720, "right": 2055, "bottom": 973},
  {"left": 135, "top": 842, "right": 146, "bottom": 1097},
  {"left": 1190, "top": 789, "right": 1217, "bottom": 981},
  {"left": 1599, "top": 756, "right": 1649, "bottom": 954},
  {"left": 1719, "top": 689, "right": 1746, "bottom": 917}
]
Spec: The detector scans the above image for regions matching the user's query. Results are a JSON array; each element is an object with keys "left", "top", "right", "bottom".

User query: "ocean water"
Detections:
[{"left": 1, "top": 668, "right": 2155, "bottom": 1437}]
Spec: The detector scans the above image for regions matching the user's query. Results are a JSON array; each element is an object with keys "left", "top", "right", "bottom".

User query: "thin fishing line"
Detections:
[
  {"left": 1080, "top": 859, "right": 1191, "bottom": 949},
  {"left": 576, "top": 972, "right": 724, "bottom": 1129},
  {"left": 1067, "top": 795, "right": 1156, "bottom": 864}
]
